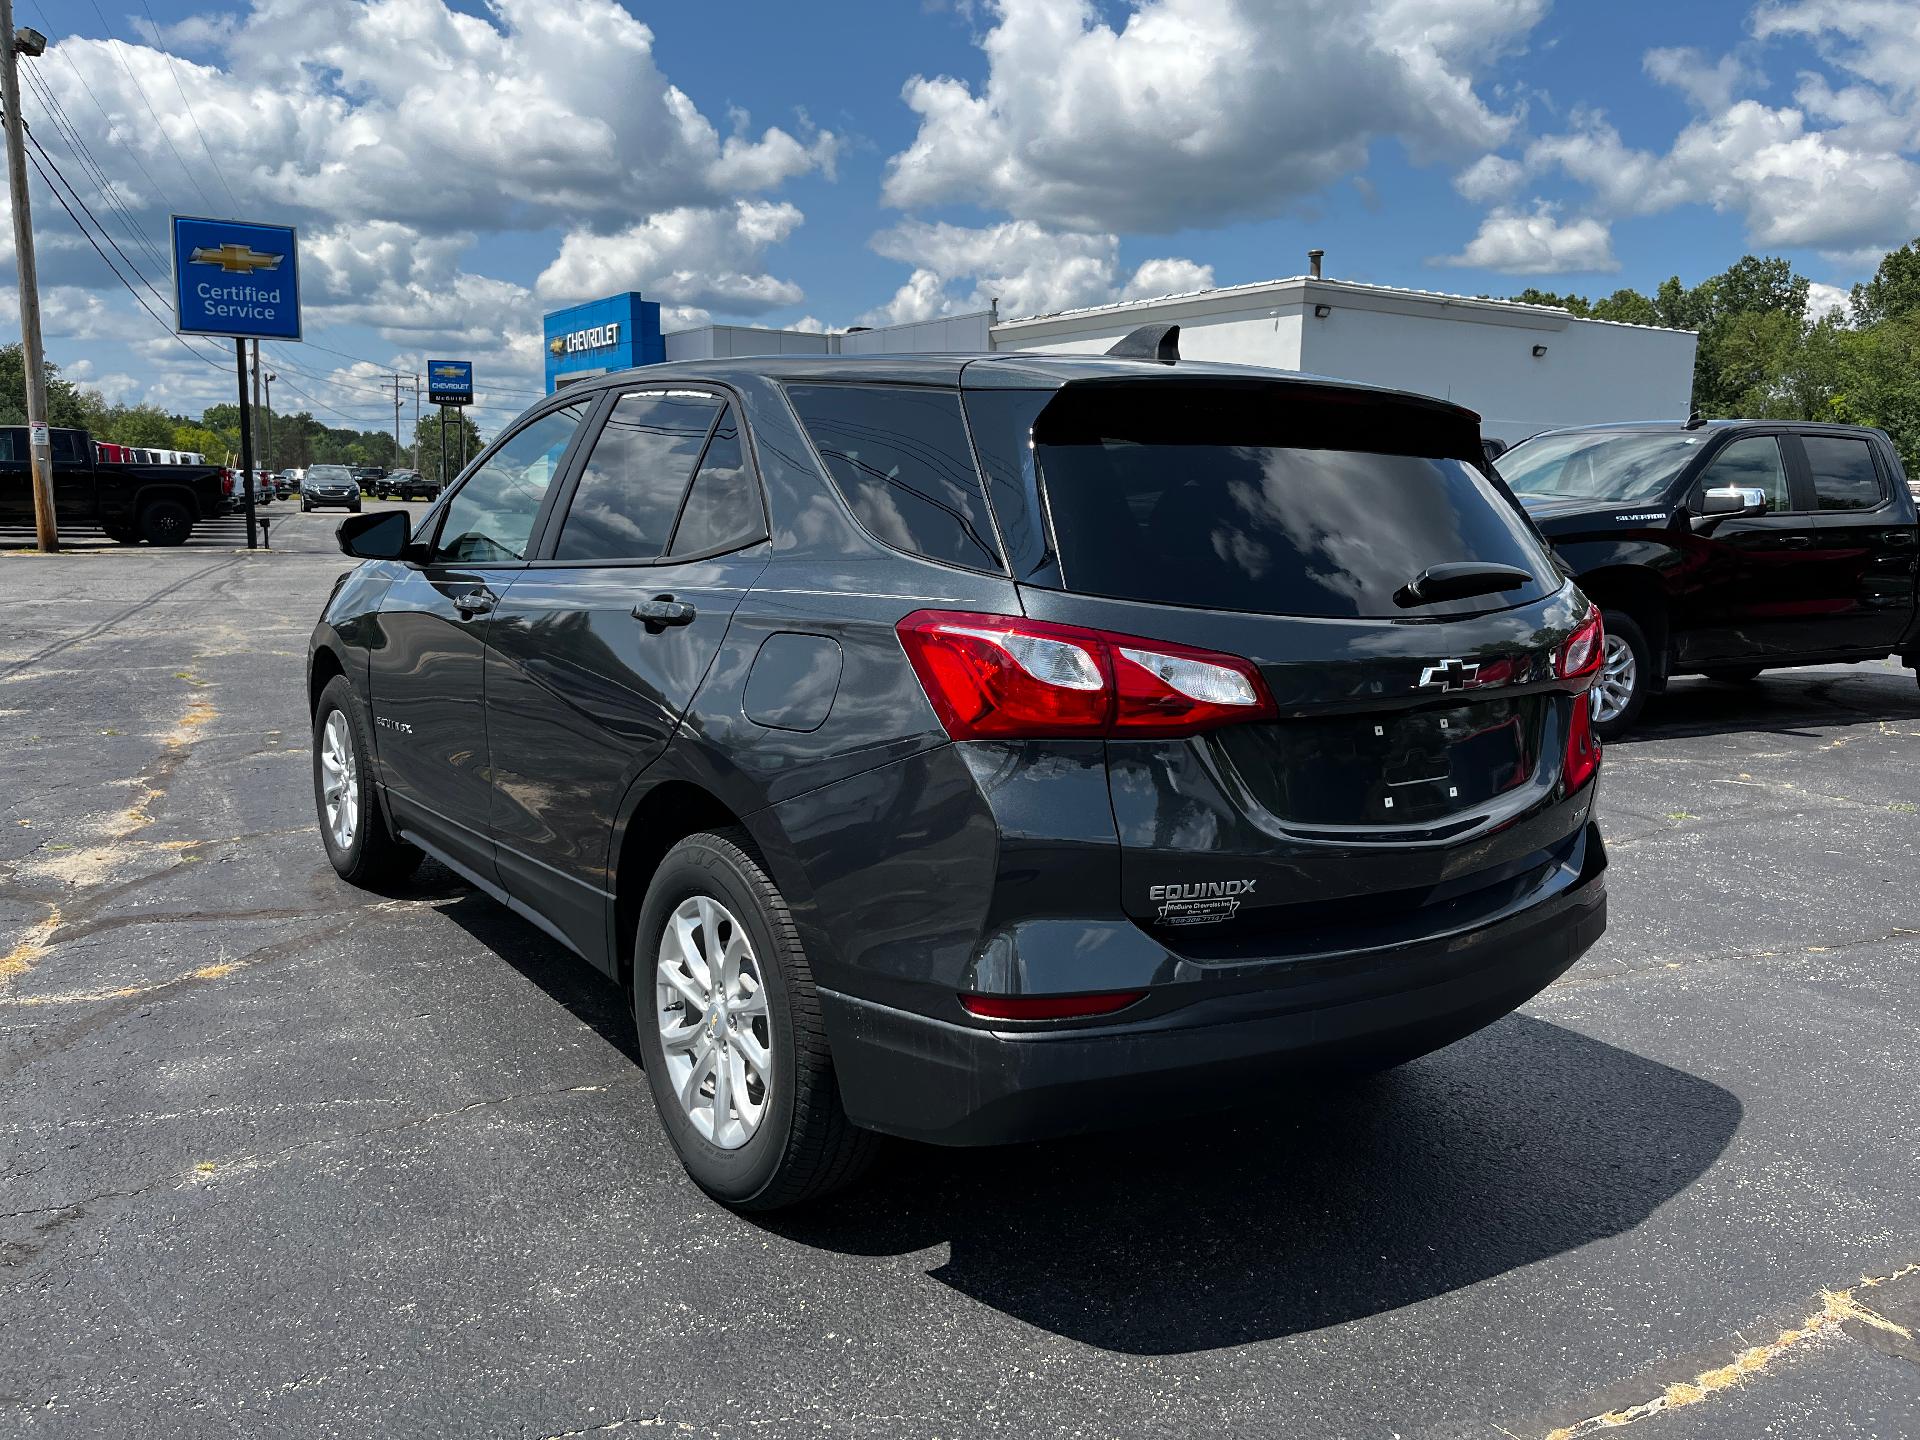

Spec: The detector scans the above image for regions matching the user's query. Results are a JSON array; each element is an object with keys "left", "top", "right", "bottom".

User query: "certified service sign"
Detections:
[{"left": 171, "top": 216, "right": 301, "bottom": 341}]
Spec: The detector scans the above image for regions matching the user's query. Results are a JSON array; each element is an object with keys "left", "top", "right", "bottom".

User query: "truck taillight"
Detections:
[
  {"left": 896, "top": 610, "right": 1276, "bottom": 740},
  {"left": 221, "top": 469, "right": 235, "bottom": 496}
]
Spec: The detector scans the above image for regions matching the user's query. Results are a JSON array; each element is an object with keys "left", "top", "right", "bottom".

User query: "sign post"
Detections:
[
  {"left": 171, "top": 216, "right": 301, "bottom": 550},
  {"left": 427, "top": 360, "right": 473, "bottom": 493}
]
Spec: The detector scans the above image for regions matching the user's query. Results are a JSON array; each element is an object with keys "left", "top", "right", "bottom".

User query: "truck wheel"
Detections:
[
  {"left": 1702, "top": 666, "right": 1763, "bottom": 683},
  {"left": 139, "top": 499, "right": 192, "bottom": 547},
  {"left": 634, "top": 829, "right": 878, "bottom": 1211},
  {"left": 312, "top": 676, "right": 423, "bottom": 888},
  {"left": 1590, "top": 610, "right": 1650, "bottom": 739}
]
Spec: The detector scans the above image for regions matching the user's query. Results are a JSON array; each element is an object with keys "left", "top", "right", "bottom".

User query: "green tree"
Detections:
[
  {"left": 412, "top": 410, "right": 484, "bottom": 482},
  {"left": 1850, "top": 240, "right": 1920, "bottom": 326}
]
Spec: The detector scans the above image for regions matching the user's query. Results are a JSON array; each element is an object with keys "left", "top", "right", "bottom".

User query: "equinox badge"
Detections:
[{"left": 1417, "top": 658, "right": 1480, "bottom": 692}]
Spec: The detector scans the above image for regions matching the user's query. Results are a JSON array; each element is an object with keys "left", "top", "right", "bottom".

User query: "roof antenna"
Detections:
[
  {"left": 1684, "top": 407, "right": 1705, "bottom": 429},
  {"left": 1106, "top": 322, "right": 1180, "bottom": 363}
]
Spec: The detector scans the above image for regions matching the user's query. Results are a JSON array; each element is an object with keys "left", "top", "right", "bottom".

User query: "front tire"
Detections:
[
  {"left": 1590, "top": 610, "right": 1651, "bottom": 739},
  {"left": 312, "top": 676, "right": 423, "bottom": 888},
  {"left": 633, "top": 830, "right": 877, "bottom": 1211}
]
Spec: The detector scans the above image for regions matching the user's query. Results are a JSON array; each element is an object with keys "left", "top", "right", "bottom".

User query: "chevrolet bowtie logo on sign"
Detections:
[
  {"left": 431, "top": 364, "right": 465, "bottom": 379},
  {"left": 549, "top": 337, "right": 566, "bottom": 356},
  {"left": 187, "top": 243, "right": 284, "bottom": 274}
]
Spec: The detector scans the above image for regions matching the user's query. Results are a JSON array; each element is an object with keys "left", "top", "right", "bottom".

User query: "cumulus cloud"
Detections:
[
  {"left": 535, "top": 202, "right": 807, "bottom": 314},
  {"left": 863, "top": 220, "right": 1215, "bottom": 323},
  {"left": 1450, "top": 3, "right": 1920, "bottom": 266},
  {"left": 1803, "top": 280, "right": 1851, "bottom": 322},
  {"left": 881, "top": 0, "right": 1544, "bottom": 233},
  {"left": 1433, "top": 203, "right": 1619, "bottom": 273}
]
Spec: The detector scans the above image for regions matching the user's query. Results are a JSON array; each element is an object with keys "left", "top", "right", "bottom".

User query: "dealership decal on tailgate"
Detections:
[{"left": 1150, "top": 879, "right": 1256, "bottom": 925}]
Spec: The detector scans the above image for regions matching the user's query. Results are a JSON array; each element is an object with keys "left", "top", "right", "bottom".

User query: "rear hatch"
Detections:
[{"left": 967, "top": 376, "right": 1599, "bottom": 956}]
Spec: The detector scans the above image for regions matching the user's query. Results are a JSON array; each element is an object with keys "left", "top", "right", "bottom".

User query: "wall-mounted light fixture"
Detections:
[
  {"left": 1532, "top": 344, "right": 1549, "bottom": 358},
  {"left": 1314, "top": 304, "right": 1332, "bottom": 318}
]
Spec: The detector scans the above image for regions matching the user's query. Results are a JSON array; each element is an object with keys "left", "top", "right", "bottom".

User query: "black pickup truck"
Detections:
[
  {"left": 1497, "top": 419, "right": 1920, "bottom": 735},
  {"left": 0, "top": 426, "right": 230, "bottom": 545}
]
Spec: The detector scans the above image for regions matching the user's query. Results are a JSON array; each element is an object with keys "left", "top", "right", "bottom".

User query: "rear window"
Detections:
[
  {"left": 1022, "top": 384, "right": 1558, "bottom": 619},
  {"left": 785, "top": 384, "right": 1003, "bottom": 573}
]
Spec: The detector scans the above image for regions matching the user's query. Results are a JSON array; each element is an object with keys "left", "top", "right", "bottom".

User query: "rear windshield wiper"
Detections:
[{"left": 1393, "top": 562, "right": 1532, "bottom": 609}]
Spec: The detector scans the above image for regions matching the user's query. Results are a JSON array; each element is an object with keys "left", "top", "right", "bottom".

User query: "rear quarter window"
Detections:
[{"left": 784, "top": 384, "right": 1003, "bottom": 573}]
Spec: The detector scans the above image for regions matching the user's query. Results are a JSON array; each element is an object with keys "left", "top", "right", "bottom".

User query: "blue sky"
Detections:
[{"left": 5, "top": 0, "right": 1916, "bottom": 432}]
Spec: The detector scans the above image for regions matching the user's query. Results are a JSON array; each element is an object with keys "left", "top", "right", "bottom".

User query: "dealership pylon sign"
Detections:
[{"left": 170, "top": 216, "right": 302, "bottom": 341}]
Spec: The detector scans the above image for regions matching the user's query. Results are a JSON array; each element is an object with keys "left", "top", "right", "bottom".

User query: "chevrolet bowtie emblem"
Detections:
[
  {"left": 431, "top": 364, "right": 464, "bottom": 378},
  {"left": 1417, "top": 658, "right": 1480, "bottom": 692},
  {"left": 548, "top": 337, "right": 566, "bottom": 356},
  {"left": 187, "top": 243, "right": 284, "bottom": 274}
]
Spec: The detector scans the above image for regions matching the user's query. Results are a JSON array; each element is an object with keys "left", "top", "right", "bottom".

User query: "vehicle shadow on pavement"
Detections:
[
  {"left": 764, "top": 1015, "right": 1741, "bottom": 1355},
  {"left": 1619, "top": 669, "right": 1920, "bottom": 744}
]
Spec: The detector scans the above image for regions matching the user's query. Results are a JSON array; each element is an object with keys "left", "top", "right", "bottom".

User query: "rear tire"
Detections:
[
  {"left": 312, "top": 675, "right": 423, "bottom": 888},
  {"left": 633, "top": 829, "right": 878, "bottom": 1211},
  {"left": 139, "top": 498, "right": 192, "bottom": 547},
  {"left": 1590, "top": 610, "right": 1650, "bottom": 739},
  {"left": 1702, "top": 665, "right": 1763, "bottom": 683}
]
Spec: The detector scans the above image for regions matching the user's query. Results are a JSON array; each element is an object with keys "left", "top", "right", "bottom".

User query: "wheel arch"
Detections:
[
  {"left": 609, "top": 779, "right": 753, "bottom": 992},
  {"left": 1573, "top": 565, "right": 1669, "bottom": 689},
  {"left": 134, "top": 484, "right": 206, "bottom": 521}
]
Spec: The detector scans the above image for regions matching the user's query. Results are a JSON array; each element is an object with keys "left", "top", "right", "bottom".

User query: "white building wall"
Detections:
[
  {"left": 664, "top": 325, "right": 833, "bottom": 361},
  {"left": 991, "top": 279, "right": 1697, "bottom": 445},
  {"left": 836, "top": 312, "right": 992, "bottom": 354}
]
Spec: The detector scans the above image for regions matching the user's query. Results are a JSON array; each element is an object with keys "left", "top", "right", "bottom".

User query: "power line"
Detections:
[
  {"left": 136, "top": 0, "right": 239, "bottom": 213},
  {"left": 85, "top": 0, "right": 217, "bottom": 212},
  {"left": 17, "top": 129, "right": 227, "bottom": 372},
  {"left": 18, "top": 100, "right": 174, "bottom": 315},
  {"left": 19, "top": 63, "right": 170, "bottom": 277}
]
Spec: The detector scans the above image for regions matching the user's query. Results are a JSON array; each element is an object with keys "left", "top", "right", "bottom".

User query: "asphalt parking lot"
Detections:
[{"left": 2, "top": 504, "right": 1916, "bottom": 1439}]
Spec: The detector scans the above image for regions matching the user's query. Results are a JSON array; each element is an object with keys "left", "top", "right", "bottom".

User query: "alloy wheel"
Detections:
[
  {"left": 1590, "top": 633, "right": 1636, "bottom": 724},
  {"left": 319, "top": 710, "right": 360, "bottom": 851},
  {"left": 655, "top": 894, "right": 773, "bottom": 1150}
]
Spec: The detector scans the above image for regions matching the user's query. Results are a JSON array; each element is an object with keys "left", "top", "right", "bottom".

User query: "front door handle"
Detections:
[
  {"left": 1779, "top": 535, "right": 1812, "bottom": 549},
  {"left": 452, "top": 588, "right": 496, "bottom": 617},
  {"left": 632, "top": 595, "right": 697, "bottom": 628}
]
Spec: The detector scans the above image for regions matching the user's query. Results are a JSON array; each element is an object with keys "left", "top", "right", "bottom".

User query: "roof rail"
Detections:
[{"left": 1105, "top": 323, "right": 1180, "bottom": 363}]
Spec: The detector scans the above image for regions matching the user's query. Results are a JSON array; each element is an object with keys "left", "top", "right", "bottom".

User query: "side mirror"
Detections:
[
  {"left": 336, "top": 509, "right": 412, "bottom": 560},
  {"left": 1691, "top": 485, "right": 1767, "bottom": 533}
]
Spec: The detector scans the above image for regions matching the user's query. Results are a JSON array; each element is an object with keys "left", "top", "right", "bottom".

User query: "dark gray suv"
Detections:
[{"left": 308, "top": 342, "right": 1609, "bottom": 1209}]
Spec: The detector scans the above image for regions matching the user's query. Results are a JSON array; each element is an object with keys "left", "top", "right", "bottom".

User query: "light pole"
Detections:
[
  {"left": 263, "top": 372, "right": 275, "bottom": 471},
  {"left": 1, "top": 8, "right": 56, "bottom": 551}
]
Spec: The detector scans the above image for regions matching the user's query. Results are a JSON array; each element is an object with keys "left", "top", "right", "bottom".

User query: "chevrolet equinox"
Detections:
[{"left": 308, "top": 333, "right": 1609, "bottom": 1210}]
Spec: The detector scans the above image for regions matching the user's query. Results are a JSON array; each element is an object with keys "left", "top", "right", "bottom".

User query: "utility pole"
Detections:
[
  {"left": 263, "top": 371, "right": 275, "bottom": 471},
  {"left": 410, "top": 373, "right": 421, "bottom": 473},
  {"left": 390, "top": 373, "right": 403, "bottom": 465},
  {"left": 1, "top": 7, "right": 57, "bottom": 552}
]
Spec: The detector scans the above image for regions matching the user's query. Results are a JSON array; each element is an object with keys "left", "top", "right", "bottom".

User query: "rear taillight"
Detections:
[
  {"left": 221, "top": 469, "right": 235, "bottom": 497},
  {"left": 896, "top": 610, "right": 1276, "bottom": 740},
  {"left": 960, "top": 990, "right": 1146, "bottom": 1021},
  {"left": 1564, "top": 693, "right": 1600, "bottom": 791},
  {"left": 1556, "top": 611, "right": 1604, "bottom": 682}
]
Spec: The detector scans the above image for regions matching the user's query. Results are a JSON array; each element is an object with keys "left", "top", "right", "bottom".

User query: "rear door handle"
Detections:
[
  {"left": 1883, "top": 531, "right": 1915, "bottom": 546},
  {"left": 632, "top": 596, "right": 697, "bottom": 628},
  {"left": 452, "top": 588, "right": 496, "bottom": 617},
  {"left": 1779, "top": 535, "right": 1812, "bottom": 549}
]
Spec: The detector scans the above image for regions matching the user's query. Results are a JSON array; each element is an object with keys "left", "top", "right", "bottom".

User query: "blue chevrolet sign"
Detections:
[
  {"left": 171, "top": 215, "right": 301, "bottom": 340},
  {"left": 427, "top": 360, "right": 473, "bottom": 406}
]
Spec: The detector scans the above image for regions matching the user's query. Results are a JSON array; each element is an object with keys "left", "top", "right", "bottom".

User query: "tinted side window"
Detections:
[
  {"left": 1804, "top": 436, "right": 1883, "bottom": 511},
  {"left": 51, "top": 431, "right": 86, "bottom": 464},
  {"left": 555, "top": 391, "right": 720, "bottom": 561},
  {"left": 1695, "top": 436, "right": 1789, "bottom": 512},
  {"left": 433, "top": 402, "right": 590, "bottom": 564},
  {"left": 785, "top": 384, "right": 1003, "bottom": 572},
  {"left": 669, "top": 407, "right": 762, "bottom": 557}
]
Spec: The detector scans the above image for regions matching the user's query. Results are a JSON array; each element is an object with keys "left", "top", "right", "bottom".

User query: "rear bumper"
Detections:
[{"left": 821, "top": 827, "right": 1606, "bottom": 1146}]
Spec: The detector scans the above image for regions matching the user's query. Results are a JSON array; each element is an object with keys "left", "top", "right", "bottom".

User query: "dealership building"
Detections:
[{"left": 544, "top": 267, "right": 1699, "bottom": 443}]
